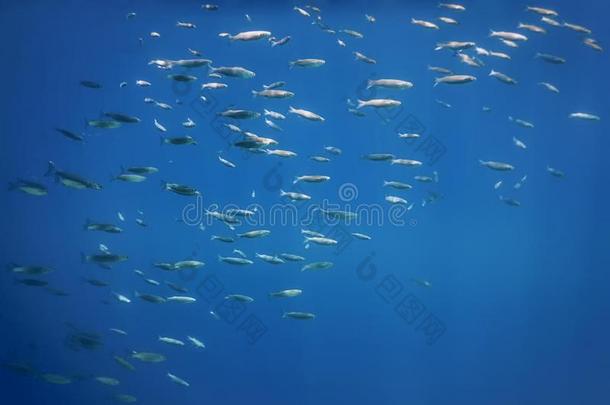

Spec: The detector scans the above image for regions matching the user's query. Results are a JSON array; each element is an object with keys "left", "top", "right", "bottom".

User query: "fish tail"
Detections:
[
  {"left": 478, "top": 160, "right": 486, "bottom": 166},
  {"left": 251, "top": 90, "right": 258, "bottom": 97},
  {"left": 366, "top": 80, "right": 374, "bottom": 89},
  {"left": 44, "top": 161, "right": 56, "bottom": 177},
  {"left": 288, "top": 61, "right": 295, "bottom": 69},
  {"left": 159, "top": 136, "right": 165, "bottom": 146},
  {"left": 433, "top": 78, "right": 440, "bottom": 88},
  {"left": 280, "top": 189, "right": 286, "bottom": 196},
  {"left": 356, "top": 99, "right": 366, "bottom": 109}
]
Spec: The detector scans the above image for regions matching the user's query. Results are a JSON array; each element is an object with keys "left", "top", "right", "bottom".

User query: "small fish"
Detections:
[
  {"left": 218, "top": 155, "right": 236, "bottom": 168},
  {"left": 270, "top": 289, "right": 303, "bottom": 298},
  {"left": 569, "top": 112, "right": 600, "bottom": 121},
  {"left": 283, "top": 311, "right": 316, "bottom": 320},
  {"left": 479, "top": 160, "right": 515, "bottom": 171},
  {"left": 55, "top": 128, "right": 84, "bottom": 142},
  {"left": 8, "top": 179, "right": 48, "bottom": 196},
  {"left": 167, "top": 372, "right": 190, "bottom": 387}
]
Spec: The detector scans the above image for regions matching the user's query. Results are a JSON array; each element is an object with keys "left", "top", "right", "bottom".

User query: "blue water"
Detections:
[{"left": 1, "top": 1, "right": 609, "bottom": 404}]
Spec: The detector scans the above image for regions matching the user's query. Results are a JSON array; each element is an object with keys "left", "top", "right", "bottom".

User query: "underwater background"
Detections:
[{"left": 1, "top": 0, "right": 609, "bottom": 404}]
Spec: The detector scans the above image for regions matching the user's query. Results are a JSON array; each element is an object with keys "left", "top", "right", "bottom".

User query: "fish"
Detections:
[
  {"left": 526, "top": 6, "right": 558, "bottom": 17},
  {"left": 304, "top": 236, "right": 338, "bottom": 246},
  {"left": 218, "top": 155, "right": 236, "bottom": 168},
  {"left": 218, "top": 109, "right": 260, "bottom": 119},
  {"left": 352, "top": 232, "right": 372, "bottom": 240},
  {"left": 211, "top": 235, "right": 235, "bottom": 243},
  {"left": 225, "top": 294, "right": 254, "bottom": 303},
  {"left": 226, "top": 30, "right": 271, "bottom": 41},
  {"left": 279, "top": 253, "right": 305, "bottom": 262},
  {"left": 16, "top": 278, "right": 48, "bottom": 287},
  {"left": 104, "top": 112, "right": 140, "bottom": 124},
  {"left": 439, "top": 3, "right": 466, "bottom": 11},
  {"left": 80, "top": 80, "right": 101, "bottom": 89},
  {"left": 270, "top": 289, "right": 303, "bottom": 298},
  {"left": 569, "top": 112, "right": 600, "bottom": 121},
  {"left": 280, "top": 189, "right": 311, "bottom": 201},
  {"left": 538, "top": 82, "right": 559, "bottom": 93},
  {"left": 489, "top": 69, "right": 517, "bottom": 85},
  {"left": 252, "top": 89, "right": 294, "bottom": 98},
  {"left": 218, "top": 255, "right": 254, "bottom": 265},
  {"left": 301, "top": 262, "right": 333, "bottom": 272},
  {"left": 87, "top": 119, "right": 121, "bottom": 129},
  {"left": 95, "top": 376, "right": 120, "bottom": 386},
  {"left": 161, "top": 136, "right": 197, "bottom": 146},
  {"left": 112, "top": 292, "right": 131, "bottom": 303},
  {"left": 115, "top": 394, "right": 137, "bottom": 403},
  {"left": 367, "top": 79, "right": 413, "bottom": 90},
  {"left": 283, "top": 312, "right": 316, "bottom": 320},
  {"left": 489, "top": 30, "right": 528, "bottom": 41},
  {"left": 438, "top": 16, "right": 458, "bottom": 25},
  {"left": 8, "top": 264, "right": 53, "bottom": 275},
  {"left": 391, "top": 158, "right": 423, "bottom": 167},
  {"left": 435, "top": 41, "right": 475, "bottom": 51},
  {"left": 136, "top": 80, "right": 151, "bottom": 87},
  {"left": 167, "top": 372, "right": 190, "bottom": 387},
  {"left": 310, "top": 156, "right": 330, "bottom": 163},
  {"left": 256, "top": 253, "right": 285, "bottom": 264},
  {"left": 518, "top": 23, "right": 546, "bottom": 34},
  {"left": 177, "top": 21, "right": 196, "bottom": 29},
  {"left": 356, "top": 99, "right": 401, "bottom": 109},
  {"left": 535, "top": 53, "right": 566, "bottom": 64},
  {"left": 201, "top": 82, "right": 227, "bottom": 90},
  {"left": 113, "top": 356, "right": 135, "bottom": 371},
  {"left": 583, "top": 38, "right": 603, "bottom": 52},
  {"left": 499, "top": 196, "right": 521, "bottom": 207},
  {"left": 385, "top": 195, "right": 408, "bottom": 205},
  {"left": 55, "top": 128, "right": 84, "bottom": 142},
  {"left": 563, "top": 22, "right": 592, "bottom": 34},
  {"left": 353, "top": 51, "right": 376, "bottom": 64},
  {"left": 8, "top": 179, "right": 48, "bottom": 196},
  {"left": 411, "top": 18, "right": 439, "bottom": 29},
  {"left": 547, "top": 166, "right": 565, "bottom": 178},
  {"left": 84, "top": 220, "right": 123, "bottom": 233},
  {"left": 270, "top": 36, "right": 291, "bottom": 47},
  {"left": 158, "top": 336, "right": 185, "bottom": 346},
  {"left": 363, "top": 153, "right": 395, "bottom": 161},
  {"left": 513, "top": 137, "right": 527, "bottom": 150},
  {"left": 187, "top": 336, "right": 206, "bottom": 348},
  {"left": 383, "top": 180, "right": 412, "bottom": 190},
  {"left": 508, "top": 116, "right": 534, "bottom": 128},
  {"left": 288, "top": 106, "right": 324, "bottom": 121},
  {"left": 82, "top": 252, "right": 128, "bottom": 267},
  {"left": 135, "top": 292, "right": 166, "bottom": 304},
  {"left": 238, "top": 229, "right": 271, "bottom": 238},
  {"left": 293, "top": 175, "right": 330, "bottom": 184},
  {"left": 131, "top": 351, "right": 166, "bottom": 362},
  {"left": 126, "top": 166, "right": 158, "bottom": 175},
  {"left": 210, "top": 66, "right": 255, "bottom": 78},
  {"left": 289, "top": 58, "right": 326, "bottom": 68},
  {"left": 479, "top": 160, "right": 515, "bottom": 171},
  {"left": 41, "top": 373, "right": 72, "bottom": 384},
  {"left": 163, "top": 182, "right": 200, "bottom": 196},
  {"left": 113, "top": 173, "right": 147, "bottom": 183},
  {"left": 434, "top": 74, "right": 476, "bottom": 86}
]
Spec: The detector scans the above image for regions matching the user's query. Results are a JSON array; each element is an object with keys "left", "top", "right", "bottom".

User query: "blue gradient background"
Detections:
[{"left": 1, "top": 1, "right": 609, "bottom": 404}]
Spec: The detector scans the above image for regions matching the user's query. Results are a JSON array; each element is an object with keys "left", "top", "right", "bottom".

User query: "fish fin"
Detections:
[{"left": 433, "top": 78, "right": 440, "bottom": 88}]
